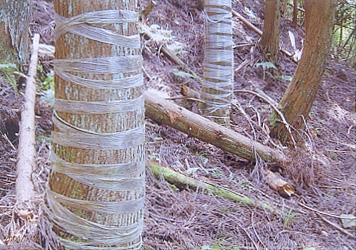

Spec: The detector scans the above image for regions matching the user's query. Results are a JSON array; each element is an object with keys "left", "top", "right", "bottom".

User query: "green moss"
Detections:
[
  {"left": 0, "top": 61, "right": 19, "bottom": 92},
  {"left": 268, "top": 110, "right": 278, "bottom": 129},
  {"left": 0, "top": 33, "right": 17, "bottom": 64}
]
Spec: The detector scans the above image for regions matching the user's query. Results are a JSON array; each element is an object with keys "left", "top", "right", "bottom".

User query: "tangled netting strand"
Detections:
[
  {"left": 45, "top": 8, "right": 145, "bottom": 250},
  {"left": 202, "top": 0, "right": 234, "bottom": 121}
]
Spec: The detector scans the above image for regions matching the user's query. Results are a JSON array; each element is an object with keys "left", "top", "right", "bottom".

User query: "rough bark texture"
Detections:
[
  {"left": 270, "top": 0, "right": 337, "bottom": 145},
  {"left": 0, "top": 0, "right": 31, "bottom": 65},
  {"left": 47, "top": 0, "right": 144, "bottom": 249},
  {"left": 145, "top": 90, "right": 286, "bottom": 164},
  {"left": 260, "top": 0, "right": 280, "bottom": 64}
]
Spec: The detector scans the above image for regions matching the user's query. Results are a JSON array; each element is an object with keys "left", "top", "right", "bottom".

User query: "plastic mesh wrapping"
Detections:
[
  {"left": 202, "top": 0, "right": 234, "bottom": 123},
  {"left": 46, "top": 7, "right": 144, "bottom": 250}
]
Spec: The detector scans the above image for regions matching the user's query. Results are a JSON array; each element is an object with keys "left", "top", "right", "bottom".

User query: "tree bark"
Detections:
[
  {"left": 260, "top": 0, "right": 280, "bottom": 64},
  {"left": 270, "top": 0, "right": 337, "bottom": 145},
  {"left": 145, "top": 90, "right": 286, "bottom": 164},
  {"left": 0, "top": 0, "right": 31, "bottom": 65},
  {"left": 201, "top": 0, "right": 234, "bottom": 125},
  {"left": 293, "top": 0, "right": 298, "bottom": 27},
  {"left": 47, "top": 1, "right": 145, "bottom": 249}
]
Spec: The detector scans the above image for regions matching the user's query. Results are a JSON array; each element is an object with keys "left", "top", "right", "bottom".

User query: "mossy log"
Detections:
[{"left": 147, "top": 161, "right": 275, "bottom": 212}]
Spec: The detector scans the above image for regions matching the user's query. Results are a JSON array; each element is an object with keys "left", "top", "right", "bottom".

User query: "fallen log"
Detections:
[
  {"left": 15, "top": 34, "right": 40, "bottom": 207},
  {"left": 147, "top": 161, "right": 276, "bottom": 213},
  {"left": 144, "top": 89, "right": 286, "bottom": 164}
]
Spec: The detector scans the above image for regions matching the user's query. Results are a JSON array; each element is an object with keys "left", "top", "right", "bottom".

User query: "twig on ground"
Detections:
[
  {"left": 234, "top": 89, "right": 297, "bottom": 147},
  {"left": 2, "top": 134, "right": 16, "bottom": 151},
  {"left": 237, "top": 223, "right": 259, "bottom": 249},
  {"left": 318, "top": 214, "right": 356, "bottom": 240},
  {"left": 235, "top": 59, "right": 252, "bottom": 74},
  {"left": 251, "top": 212, "right": 267, "bottom": 249},
  {"left": 298, "top": 202, "right": 349, "bottom": 219}
]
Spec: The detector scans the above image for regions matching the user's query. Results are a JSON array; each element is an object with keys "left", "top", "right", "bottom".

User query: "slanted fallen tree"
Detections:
[{"left": 144, "top": 89, "right": 286, "bottom": 164}]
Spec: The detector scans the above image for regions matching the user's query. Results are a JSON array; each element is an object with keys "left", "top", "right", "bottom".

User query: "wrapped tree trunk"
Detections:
[
  {"left": 201, "top": 0, "right": 234, "bottom": 125},
  {"left": 270, "top": 0, "right": 337, "bottom": 145},
  {"left": 46, "top": 0, "right": 145, "bottom": 249},
  {"left": 260, "top": 0, "right": 280, "bottom": 64}
]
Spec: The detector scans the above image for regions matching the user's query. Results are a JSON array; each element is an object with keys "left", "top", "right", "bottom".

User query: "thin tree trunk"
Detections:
[
  {"left": 270, "top": 0, "right": 337, "bottom": 145},
  {"left": 343, "top": 25, "right": 356, "bottom": 50},
  {"left": 293, "top": 0, "right": 298, "bottom": 27},
  {"left": 201, "top": 0, "right": 234, "bottom": 125},
  {"left": 260, "top": 0, "right": 280, "bottom": 64},
  {"left": 46, "top": 1, "right": 145, "bottom": 249}
]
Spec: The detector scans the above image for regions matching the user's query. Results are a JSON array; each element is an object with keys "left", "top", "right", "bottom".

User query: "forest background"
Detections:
[{"left": 0, "top": 0, "right": 355, "bottom": 249}]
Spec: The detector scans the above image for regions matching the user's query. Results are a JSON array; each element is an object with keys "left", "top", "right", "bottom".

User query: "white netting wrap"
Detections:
[
  {"left": 202, "top": 0, "right": 234, "bottom": 122},
  {"left": 46, "top": 7, "right": 144, "bottom": 250}
]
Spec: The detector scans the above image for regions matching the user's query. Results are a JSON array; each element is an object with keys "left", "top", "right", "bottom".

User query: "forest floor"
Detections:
[{"left": 0, "top": 0, "right": 355, "bottom": 249}]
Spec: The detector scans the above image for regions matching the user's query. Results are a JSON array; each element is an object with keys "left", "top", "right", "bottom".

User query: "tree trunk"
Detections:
[
  {"left": 260, "top": 0, "right": 280, "bottom": 64},
  {"left": 293, "top": 0, "right": 298, "bottom": 27},
  {"left": 270, "top": 0, "right": 337, "bottom": 145},
  {"left": 46, "top": 1, "right": 145, "bottom": 249},
  {"left": 201, "top": 0, "right": 234, "bottom": 125},
  {"left": 0, "top": 0, "right": 31, "bottom": 65}
]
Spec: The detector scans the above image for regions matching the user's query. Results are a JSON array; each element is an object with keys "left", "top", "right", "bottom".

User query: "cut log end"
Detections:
[{"left": 266, "top": 170, "right": 295, "bottom": 199}]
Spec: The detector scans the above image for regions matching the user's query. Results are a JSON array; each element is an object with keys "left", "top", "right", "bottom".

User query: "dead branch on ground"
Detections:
[
  {"left": 15, "top": 34, "right": 40, "bottom": 209},
  {"left": 318, "top": 215, "right": 356, "bottom": 240},
  {"left": 148, "top": 161, "right": 276, "bottom": 213}
]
